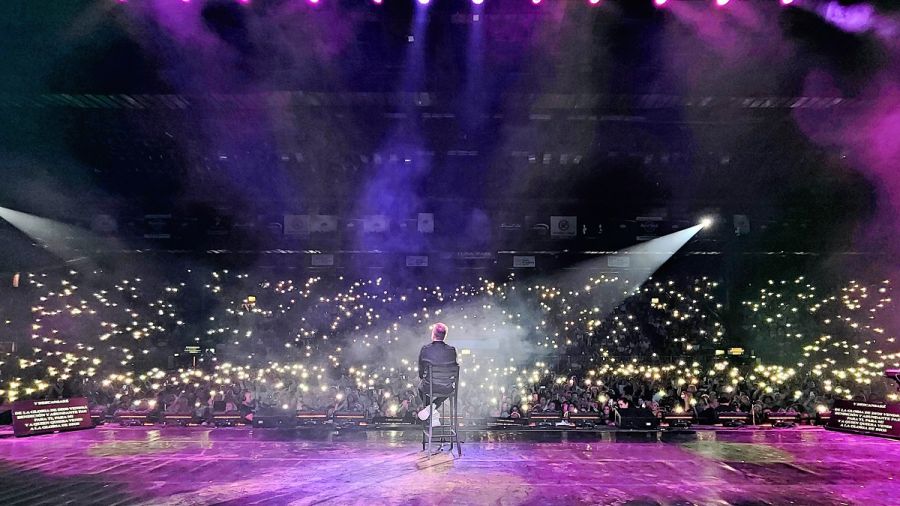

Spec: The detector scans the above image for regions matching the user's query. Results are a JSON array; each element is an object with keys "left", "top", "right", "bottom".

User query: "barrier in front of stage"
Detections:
[{"left": 12, "top": 405, "right": 823, "bottom": 432}]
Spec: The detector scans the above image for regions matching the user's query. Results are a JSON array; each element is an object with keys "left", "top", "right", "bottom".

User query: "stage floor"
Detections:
[{"left": 0, "top": 426, "right": 897, "bottom": 505}]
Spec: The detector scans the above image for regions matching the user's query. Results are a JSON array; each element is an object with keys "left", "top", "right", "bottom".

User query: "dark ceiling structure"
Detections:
[{"left": 0, "top": 0, "right": 895, "bottom": 274}]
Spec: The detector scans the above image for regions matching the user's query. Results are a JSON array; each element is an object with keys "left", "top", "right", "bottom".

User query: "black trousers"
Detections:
[{"left": 419, "top": 387, "right": 448, "bottom": 411}]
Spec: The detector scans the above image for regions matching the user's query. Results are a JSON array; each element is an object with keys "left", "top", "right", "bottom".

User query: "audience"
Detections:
[{"left": 0, "top": 270, "right": 895, "bottom": 427}]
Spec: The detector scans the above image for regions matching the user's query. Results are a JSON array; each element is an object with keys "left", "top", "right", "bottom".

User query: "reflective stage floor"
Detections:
[{"left": 0, "top": 426, "right": 897, "bottom": 505}]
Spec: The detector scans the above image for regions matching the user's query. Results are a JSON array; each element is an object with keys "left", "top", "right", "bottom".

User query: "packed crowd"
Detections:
[{"left": 1, "top": 268, "right": 897, "bottom": 426}]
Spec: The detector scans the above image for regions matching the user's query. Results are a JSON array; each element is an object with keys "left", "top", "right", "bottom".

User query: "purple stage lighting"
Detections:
[
  {"left": 373, "top": 0, "right": 382, "bottom": 4},
  {"left": 588, "top": 0, "right": 600, "bottom": 6},
  {"left": 472, "top": 0, "right": 484, "bottom": 5},
  {"left": 308, "top": 0, "right": 319, "bottom": 4},
  {"left": 532, "top": 0, "right": 541, "bottom": 5},
  {"left": 654, "top": 0, "right": 667, "bottom": 7},
  {"left": 715, "top": 0, "right": 729, "bottom": 6},
  {"left": 418, "top": 0, "right": 429, "bottom": 5},
  {"left": 780, "top": 0, "right": 793, "bottom": 5}
]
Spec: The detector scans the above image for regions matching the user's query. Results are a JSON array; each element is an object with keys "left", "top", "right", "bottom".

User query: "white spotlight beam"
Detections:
[
  {"left": 0, "top": 206, "right": 113, "bottom": 261},
  {"left": 618, "top": 225, "right": 704, "bottom": 271},
  {"left": 615, "top": 224, "right": 704, "bottom": 291},
  {"left": 544, "top": 224, "right": 705, "bottom": 314}
]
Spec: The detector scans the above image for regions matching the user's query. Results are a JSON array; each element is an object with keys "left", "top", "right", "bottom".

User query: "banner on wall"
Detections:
[
  {"left": 363, "top": 215, "right": 390, "bottom": 233},
  {"left": 550, "top": 216, "right": 577, "bottom": 238},
  {"left": 310, "top": 215, "right": 338, "bottom": 233},
  {"left": 143, "top": 214, "right": 172, "bottom": 239},
  {"left": 283, "top": 214, "right": 310, "bottom": 236},
  {"left": 310, "top": 254, "right": 335, "bottom": 267},
  {"left": 607, "top": 256, "right": 631, "bottom": 268},
  {"left": 513, "top": 256, "right": 536, "bottom": 268},
  {"left": 417, "top": 213, "right": 434, "bottom": 234},
  {"left": 406, "top": 255, "right": 429, "bottom": 267}
]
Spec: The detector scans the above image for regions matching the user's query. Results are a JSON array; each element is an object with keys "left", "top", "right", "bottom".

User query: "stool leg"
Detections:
[
  {"left": 427, "top": 408, "right": 432, "bottom": 458},
  {"left": 449, "top": 397, "right": 453, "bottom": 452},
  {"left": 449, "top": 397, "right": 455, "bottom": 452},
  {"left": 455, "top": 396, "right": 462, "bottom": 457},
  {"left": 427, "top": 381, "right": 433, "bottom": 458}
]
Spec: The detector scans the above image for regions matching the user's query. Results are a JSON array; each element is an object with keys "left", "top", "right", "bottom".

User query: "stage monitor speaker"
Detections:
[{"left": 616, "top": 408, "right": 660, "bottom": 430}]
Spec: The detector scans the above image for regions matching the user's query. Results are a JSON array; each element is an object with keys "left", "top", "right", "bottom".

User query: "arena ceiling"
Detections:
[{"left": 0, "top": 0, "right": 896, "bottom": 269}]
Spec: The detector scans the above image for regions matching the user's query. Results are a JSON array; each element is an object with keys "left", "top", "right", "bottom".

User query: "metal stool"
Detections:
[{"left": 421, "top": 363, "right": 462, "bottom": 458}]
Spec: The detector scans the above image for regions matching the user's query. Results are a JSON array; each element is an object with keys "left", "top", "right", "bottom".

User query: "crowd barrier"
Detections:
[{"left": 74, "top": 408, "right": 809, "bottom": 430}]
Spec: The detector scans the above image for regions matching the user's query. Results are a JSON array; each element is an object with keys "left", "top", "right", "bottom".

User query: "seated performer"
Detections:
[{"left": 416, "top": 322, "right": 458, "bottom": 426}]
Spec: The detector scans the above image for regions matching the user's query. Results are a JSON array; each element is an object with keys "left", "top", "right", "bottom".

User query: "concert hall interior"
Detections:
[{"left": 1, "top": 0, "right": 899, "bottom": 505}]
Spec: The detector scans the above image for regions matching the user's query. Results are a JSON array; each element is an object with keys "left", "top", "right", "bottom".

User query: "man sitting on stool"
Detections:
[{"left": 417, "top": 322, "right": 458, "bottom": 427}]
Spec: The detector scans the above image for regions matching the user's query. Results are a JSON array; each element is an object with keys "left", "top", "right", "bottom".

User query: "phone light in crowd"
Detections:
[{"left": 700, "top": 217, "right": 714, "bottom": 228}]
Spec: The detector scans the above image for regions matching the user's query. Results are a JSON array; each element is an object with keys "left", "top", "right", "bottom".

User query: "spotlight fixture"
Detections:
[
  {"left": 715, "top": 0, "right": 729, "bottom": 6},
  {"left": 473, "top": 0, "right": 484, "bottom": 4},
  {"left": 700, "top": 217, "right": 714, "bottom": 228},
  {"left": 417, "top": 0, "right": 429, "bottom": 5},
  {"left": 589, "top": 0, "right": 601, "bottom": 5},
  {"left": 654, "top": 0, "right": 667, "bottom": 6},
  {"left": 532, "top": 0, "right": 541, "bottom": 5},
  {"left": 780, "top": 0, "right": 794, "bottom": 5}
]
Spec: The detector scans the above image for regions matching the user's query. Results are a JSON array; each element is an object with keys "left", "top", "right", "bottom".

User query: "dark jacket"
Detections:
[{"left": 418, "top": 341, "right": 458, "bottom": 394}]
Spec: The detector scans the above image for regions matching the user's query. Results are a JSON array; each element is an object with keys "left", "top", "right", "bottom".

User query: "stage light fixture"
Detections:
[
  {"left": 654, "top": 0, "right": 667, "bottom": 6},
  {"left": 418, "top": 0, "right": 429, "bottom": 5},
  {"left": 373, "top": 0, "right": 383, "bottom": 4},
  {"left": 780, "top": 0, "right": 793, "bottom": 5},
  {"left": 715, "top": 0, "right": 729, "bottom": 6},
  {"left": 473, "top": 0, "right": 484, "bottom": 4},
  {"left": 700, "top": 217, "right": 714, "bottom": 228},
  {"left": 532, "top": 0, "right": 541, "bottom": 5},
  {"left": 309, "top": 0, "right": 319, "bottom": 4},
  {"left": 588, "top": 0, "right": 601, "bottom": 5}
]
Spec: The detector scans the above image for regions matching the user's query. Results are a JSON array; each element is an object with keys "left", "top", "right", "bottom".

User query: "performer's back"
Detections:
[
  {"left": 418, "top": 341, "right": 457, "bottom": 395},
  {"left": 418, "top": 341, "right": 457, "bottom": 372}
]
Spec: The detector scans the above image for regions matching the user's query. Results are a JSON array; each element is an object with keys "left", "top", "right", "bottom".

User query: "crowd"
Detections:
[{"left": 1, "top": 268, "right": 897, "bottom": 426}]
